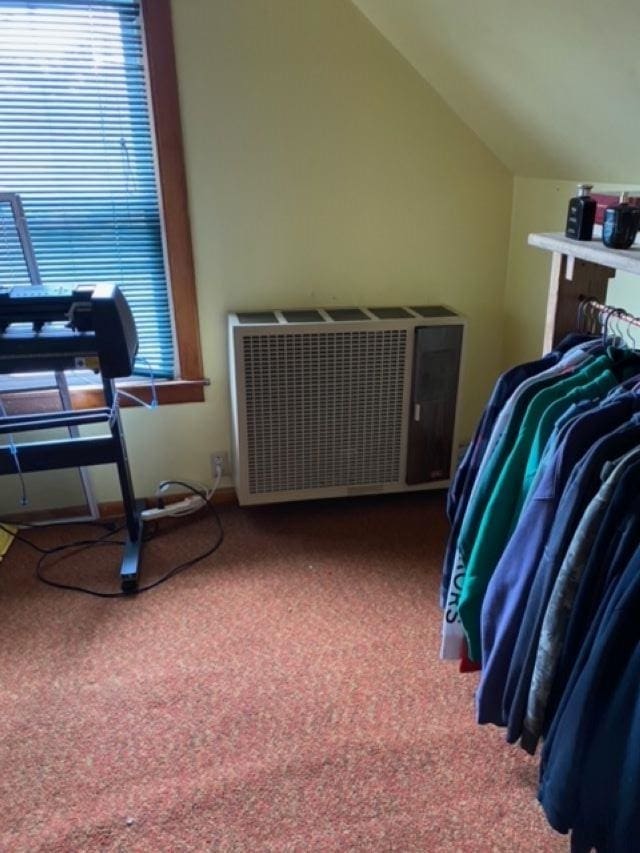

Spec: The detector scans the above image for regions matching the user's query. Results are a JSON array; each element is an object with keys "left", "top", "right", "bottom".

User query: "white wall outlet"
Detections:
[{"left": 211, "top": 451, "right": 230, "bottom": 477}]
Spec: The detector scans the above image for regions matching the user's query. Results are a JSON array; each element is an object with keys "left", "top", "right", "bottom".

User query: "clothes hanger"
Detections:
[
  {"left": 624, "top": 314, "right": 638, "bottom": 351},
  {"left": 601, "top": 307, "right": 612, "bottom": 347},
  {"left": 577, "top": 297, "right": 598, "bottom": 335},
  {"left": 603, "top": 306, "right": 627, "bottom": 348},
  {"left": 613, "top": 311, "right": 627, "bottom": 349},
  {"left": 576, "top": 298, "right": 587, "bottom": 333}
]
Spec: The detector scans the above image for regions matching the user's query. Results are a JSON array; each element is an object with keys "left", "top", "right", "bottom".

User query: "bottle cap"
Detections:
[{"left": 577, "top": 183, "right": 593, "bottom": 195}]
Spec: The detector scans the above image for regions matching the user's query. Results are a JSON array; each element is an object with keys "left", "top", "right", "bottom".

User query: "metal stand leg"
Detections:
[
  {"left": 55, "top": 370, "right": 100, "bottom": 520},
  {"left": 120, "top": 499, "right": 146, "bottom": 593},
  {"left": 104, "top": 379, "right": 143, "bottom": 593}
]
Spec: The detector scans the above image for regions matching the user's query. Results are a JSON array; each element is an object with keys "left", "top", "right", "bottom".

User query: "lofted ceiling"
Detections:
[{"left": 351, "top": 0, "right": 640, "bottom": 183}]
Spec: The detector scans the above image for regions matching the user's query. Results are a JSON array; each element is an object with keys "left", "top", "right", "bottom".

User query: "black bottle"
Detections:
[
  {"left": 602, "top": 192, "right": 640, "bottom": 249},
  {"left": 565, "top": 183, "right": 596, "bottom": 240}
]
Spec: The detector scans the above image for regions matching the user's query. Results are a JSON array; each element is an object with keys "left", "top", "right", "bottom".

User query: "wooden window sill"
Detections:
[{"left": 0, "top": 379, "right": 208, "bottom": 416}]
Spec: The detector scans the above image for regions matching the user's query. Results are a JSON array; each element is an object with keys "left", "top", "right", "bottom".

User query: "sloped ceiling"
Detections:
[{"left": 351, "top": 0, "right": 640, "bottom": 182}]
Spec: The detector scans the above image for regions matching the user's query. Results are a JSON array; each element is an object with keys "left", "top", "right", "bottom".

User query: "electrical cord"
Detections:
[
  {"left": 0, "top": 518, "right": 123, "bottom": 553},
  {"left": 0, "top": 396, "right": 28, "bottom": 507},
  {"left": 0, "top": 483, "right": 224, "bottom": 598},
  {"left": 143, "top": 471, "right": 222, "bottom": 521}
]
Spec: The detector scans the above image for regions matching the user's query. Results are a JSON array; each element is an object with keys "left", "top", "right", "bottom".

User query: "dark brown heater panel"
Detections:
[{"left": 406, "top": 324, "right": 463, "bottom": 484}]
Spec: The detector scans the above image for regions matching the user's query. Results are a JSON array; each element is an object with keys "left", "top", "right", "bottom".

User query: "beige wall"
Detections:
[
  {"left": 352, "top": 0, "right": 640, "bottom": 183},
  {"left": 503, "top": 177, "right": 640, "bottom": 367},
  {"left": 1, "top": 0, "right": 513, "bottom": 514}
]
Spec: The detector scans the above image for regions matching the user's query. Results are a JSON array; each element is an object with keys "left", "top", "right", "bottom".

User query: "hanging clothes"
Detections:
[
  {"left": 522, "top": 445, "right": 640, "bottom": 750},
  {"left": 540, "top": 452, "right": 640, "bottom": 742},
  {"left": 440, "top": 336, "right": 601, "bottom": 659},
  {"left": 441, "top": 335, "right": 591, "bottom": 607},
  {"left": 502, "top": 414, "right": 640, "bottom": 747},
  {"left": 440, "top": 313, "right": 640, "bottom": 852},
  {"left": 538, "top": 544, "right": 640, "bottom": 851},
  {"left": 459, "top": 355, "right": 617, "bottom": 660},
  {"left": 476, "top": 393, "right": 640, "bottom": 725},
  {"left": 450, "top": 346, "right": 640, "bottom": 662}
]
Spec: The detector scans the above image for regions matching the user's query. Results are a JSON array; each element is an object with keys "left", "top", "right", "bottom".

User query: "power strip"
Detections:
[
  {"left": 140, "top": 494, "right": 206, "bottom": 522},
  {"left": 140, "top": 468, "right": 222, "bottom": 523}
]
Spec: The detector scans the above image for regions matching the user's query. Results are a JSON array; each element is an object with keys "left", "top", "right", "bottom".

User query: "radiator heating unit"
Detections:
[{"left": 228, "top": 306, "right": 465, "bottom": 505}]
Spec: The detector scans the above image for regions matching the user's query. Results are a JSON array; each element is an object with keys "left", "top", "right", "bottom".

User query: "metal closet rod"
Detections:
[{"left": 581, "top": 298, "right": 640, "bottom": 331}]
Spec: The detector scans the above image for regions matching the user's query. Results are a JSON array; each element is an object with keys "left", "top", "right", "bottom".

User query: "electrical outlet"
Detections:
[{"left": 211, "top": 451, "right": 230, "bottom": 477}]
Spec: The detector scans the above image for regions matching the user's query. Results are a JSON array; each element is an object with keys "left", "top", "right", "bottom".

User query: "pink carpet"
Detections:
[{"left": 0, "top": 493, "right": 566, "bottom": 851}]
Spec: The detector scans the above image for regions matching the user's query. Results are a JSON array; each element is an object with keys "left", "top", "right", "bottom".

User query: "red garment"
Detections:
[{"left": 459, "top": 640, "right": 481, "bottom": 673}]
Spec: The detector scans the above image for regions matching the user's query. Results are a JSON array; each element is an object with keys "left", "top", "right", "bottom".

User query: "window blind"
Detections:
[{"left": 0, "top": 0, "right": 174, "bottom": 378}]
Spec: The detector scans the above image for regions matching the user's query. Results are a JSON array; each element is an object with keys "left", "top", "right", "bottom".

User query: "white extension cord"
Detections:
[
  {"left": 140, "top": 494, "right": 205, "bottom": 521},
  {"left": 140, "top": 464, "right": 223, "bottom": 523}
]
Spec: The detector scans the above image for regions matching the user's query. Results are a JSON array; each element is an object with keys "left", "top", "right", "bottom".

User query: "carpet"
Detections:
[{"left": 0, "top": 493, "right": 566, "bottom": 852}]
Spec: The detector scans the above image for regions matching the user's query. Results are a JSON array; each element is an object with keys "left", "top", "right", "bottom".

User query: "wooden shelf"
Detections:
[
  {"left": 529, "top": 232, "right": 640, "bottom": 277},
  {"left": 527, "top": 232, "right": 640, "bottom": 352}
]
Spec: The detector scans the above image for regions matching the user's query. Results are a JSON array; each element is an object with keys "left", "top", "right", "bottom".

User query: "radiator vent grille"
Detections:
[{"left": 243, "top": 330, "right": 407, "bottom": 494}]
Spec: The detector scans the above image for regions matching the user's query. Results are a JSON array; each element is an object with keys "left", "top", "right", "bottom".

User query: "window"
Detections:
[{"left": 0, "top": 0, "right": 204, "bottom": 405}]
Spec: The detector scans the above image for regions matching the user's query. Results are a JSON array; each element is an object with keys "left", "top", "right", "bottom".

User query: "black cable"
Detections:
[
  {"left": 0, "top": 519, "right": 124, "bottom": 554},
  {"left": 0, "top": 516, "right": 119, "bottom": 531},
  {"left": 2, "top": 483, "right": 224, "bottom": 598}
]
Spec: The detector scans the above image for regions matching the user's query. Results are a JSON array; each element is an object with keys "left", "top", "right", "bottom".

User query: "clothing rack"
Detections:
[
  {"left": 449, "top": 233, "right": 640, "bottom": 848},
  {"left": 580, "top": 298, "right": 640, "bottom": 336}
]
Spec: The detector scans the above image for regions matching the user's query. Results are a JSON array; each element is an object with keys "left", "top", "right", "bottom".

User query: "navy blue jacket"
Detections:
[{"left": 539, "top": 545, "right": 640, "bottom": 852}]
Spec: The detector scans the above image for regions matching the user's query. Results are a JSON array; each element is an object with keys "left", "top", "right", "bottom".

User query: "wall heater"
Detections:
[{"left": 228, "top": 306, "right": 465, "bottom": 505}]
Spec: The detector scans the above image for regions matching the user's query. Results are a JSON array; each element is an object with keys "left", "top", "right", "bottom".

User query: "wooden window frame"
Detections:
[{"left": 2, "top": 0, "right": 206, "bottom": 414}]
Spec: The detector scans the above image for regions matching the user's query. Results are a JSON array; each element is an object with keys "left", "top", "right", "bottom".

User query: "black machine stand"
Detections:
[
  {"left": 0, "top": 282, "right": 144, "bottom": 592},
  {"left": 0, "top": 375, "right": 144, "bottom": 592}
]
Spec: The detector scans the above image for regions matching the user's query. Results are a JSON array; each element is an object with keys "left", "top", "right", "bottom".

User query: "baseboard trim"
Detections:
[{"left": 2, "top": 487, "right": 238, "bottom": 524}]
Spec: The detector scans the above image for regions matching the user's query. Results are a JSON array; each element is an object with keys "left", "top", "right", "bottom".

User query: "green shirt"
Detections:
[
  {"left": 457, "top": 373, "right": 575, "bottom": 568},
  {"left": 521, "top": 370, "right": 618, "bottom": 500},
  {"left": 457, "top": 356, "right": 604, "bottom": 569}
]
